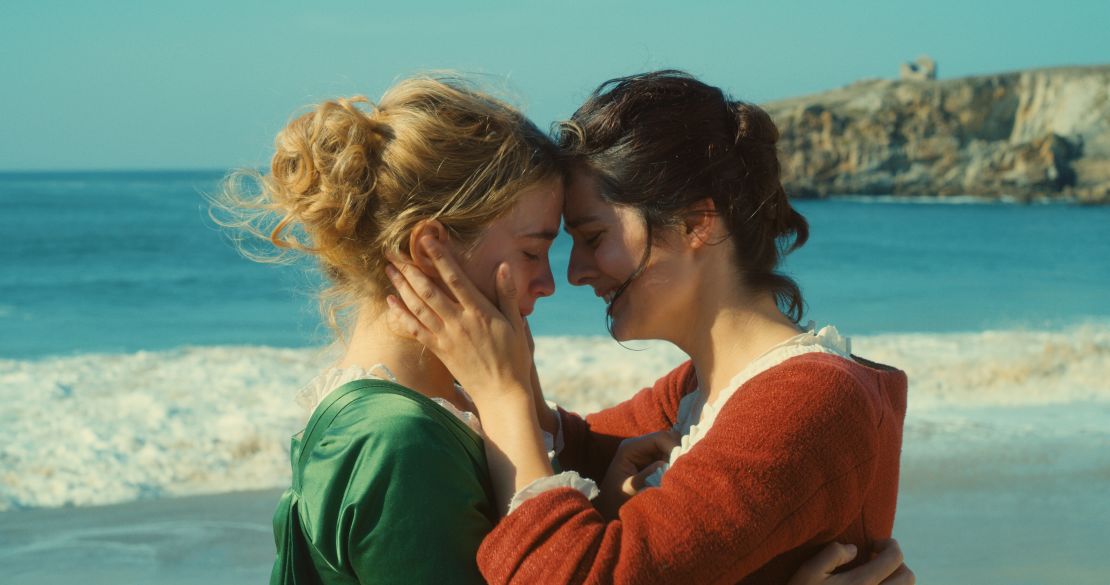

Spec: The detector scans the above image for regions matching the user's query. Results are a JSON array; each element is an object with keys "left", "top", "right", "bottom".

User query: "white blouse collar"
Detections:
[{"left": 295, "top": 364, "right": 484, "bottom": 436}]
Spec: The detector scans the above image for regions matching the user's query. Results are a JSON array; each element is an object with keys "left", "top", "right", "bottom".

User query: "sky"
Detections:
[{"left": 1, "top": 0, "right": 1108, "bottom": 171}]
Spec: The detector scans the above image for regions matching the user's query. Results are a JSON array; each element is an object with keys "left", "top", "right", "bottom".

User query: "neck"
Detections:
[
  {"left": 336, "top": 302, "right": 462, "bottom": 407},
  {"left": 673, "top": 283, "right": 802, "bottom": 405}
]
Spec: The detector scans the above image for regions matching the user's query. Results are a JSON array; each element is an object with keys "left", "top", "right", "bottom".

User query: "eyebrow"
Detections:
[
  {"left": 563, "top": 214, "right": 601, "bottom": 232},
  {"left": 518, "top": 229, "right": 560, "bottom": 241}
]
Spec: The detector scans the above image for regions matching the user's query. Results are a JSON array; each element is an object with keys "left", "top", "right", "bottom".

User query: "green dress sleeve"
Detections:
[{"left": 274, "top": 380, "right": 496, "bottom": 585}]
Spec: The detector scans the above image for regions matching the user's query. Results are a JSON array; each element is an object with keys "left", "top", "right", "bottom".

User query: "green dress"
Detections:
[{"left": 271, "top": 378, "right": 497, "bottom": 584}]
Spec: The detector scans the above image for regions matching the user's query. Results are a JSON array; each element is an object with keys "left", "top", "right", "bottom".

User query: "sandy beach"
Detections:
[
  {"left": 3, "top": 329, "right": 1109, "bottom": 583},
  {"left": 4, "top": 439, "right": 1107, "bottom": 585},
  {"left": 0, "top": 489, "right": 280, "bottom": 585}
]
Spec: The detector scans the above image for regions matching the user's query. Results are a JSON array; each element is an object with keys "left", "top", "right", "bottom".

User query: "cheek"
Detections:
[
  {"left": 518, "top": 258, "right": 545, "bottom": 293},
  {"left": 461, "top": 255, "right": 499, "bottom": 304},
  {"left": 596, "top": 241, "right": 639, "bottom": 279}
]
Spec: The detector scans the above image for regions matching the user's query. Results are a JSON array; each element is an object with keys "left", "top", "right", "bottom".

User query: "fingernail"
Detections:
[
  {"left": 385, "top": 265, "right": 398, "bottom": 278},
  {"left": 845, "top": 544, "right": 857, "bottom": 556},
  {"left": 420, "top": 236, "right": 436, "bottom": 250}
]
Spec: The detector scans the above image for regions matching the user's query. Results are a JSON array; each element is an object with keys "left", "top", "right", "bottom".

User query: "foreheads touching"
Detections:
[{"left": 557, "top": 70, "right": 811, "bottom": 326}]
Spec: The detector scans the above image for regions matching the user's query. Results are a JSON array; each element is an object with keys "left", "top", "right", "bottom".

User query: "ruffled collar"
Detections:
[{"left": 295, "top": 364, "right": 483, "bottom": 436}]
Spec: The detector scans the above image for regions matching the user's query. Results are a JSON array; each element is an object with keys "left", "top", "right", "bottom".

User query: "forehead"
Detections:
[
  {"left": 562, "top": 170, "right": 609, "bottom": 226},
  {"left": 496, "top": 176, "right": 563, "bottom": 232}
]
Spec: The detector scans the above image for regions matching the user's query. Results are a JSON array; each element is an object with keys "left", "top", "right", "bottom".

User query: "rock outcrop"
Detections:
[{"left": 764, "top": 65, "right": 1110, "bottom": 203}]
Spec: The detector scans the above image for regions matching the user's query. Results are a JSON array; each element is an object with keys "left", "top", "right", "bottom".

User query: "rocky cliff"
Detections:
[{"left": 764, "top": 65, "right": 1110, "bottom": 203}]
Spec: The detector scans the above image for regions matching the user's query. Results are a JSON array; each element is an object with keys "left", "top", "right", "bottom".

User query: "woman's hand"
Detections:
[
  {"left": 596, "top": 430, "right": 680, "bottom": 519},
  {"left": 385, "top": 236, "right": 533, "bottom": 409},
  {"left": 787, "top": 539, "right": 914, "bottom": 585},
  {"left": 386, "top": 236, "right": 553, "bottom": 514}
]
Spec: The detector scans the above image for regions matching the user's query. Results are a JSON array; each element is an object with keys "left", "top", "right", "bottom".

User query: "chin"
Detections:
[{"left": 609, "top": 318, "right": 641, "bottom": 342}]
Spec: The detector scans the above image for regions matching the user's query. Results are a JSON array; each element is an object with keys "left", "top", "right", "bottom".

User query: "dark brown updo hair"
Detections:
[{"left": 558, "top": 70, "right": 809, "bottom": 323}]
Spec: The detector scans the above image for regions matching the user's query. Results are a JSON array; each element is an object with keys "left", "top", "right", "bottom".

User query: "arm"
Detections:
[
  {"left": 555, "top": 361, "right": 693, "bottom": 481},
  {"left": 477, "top": 361, "right": 883, "bottom": 584},
  {"left": 386, "top": 250, "right": 552, "bottom": 513},
  {"left": 384, "top": 238, "right": 895, "bottom": 582}
]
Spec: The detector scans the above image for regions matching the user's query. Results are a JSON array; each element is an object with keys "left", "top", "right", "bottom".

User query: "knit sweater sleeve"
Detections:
[
  {"left": 554, "top": 361, "right": 695, "bottom": 481},
  {"left": 478, "top": 357, "right": 885, "bottom": 585}
]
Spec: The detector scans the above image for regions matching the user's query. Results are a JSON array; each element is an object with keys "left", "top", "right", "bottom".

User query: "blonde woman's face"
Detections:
[{"left": 463, "top": 177, "right": 564, "bottom": 317}]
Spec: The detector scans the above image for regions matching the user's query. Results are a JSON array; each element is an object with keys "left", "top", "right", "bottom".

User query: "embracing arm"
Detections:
[
  {"left": 384, "top": 238, "right": 910, "bottom": 584},
  {"left": 477, "top": 361, "right": 885, "bottom": 584},
  {"left": 555, "top": 361, "right": 693, "bottom": 481}
]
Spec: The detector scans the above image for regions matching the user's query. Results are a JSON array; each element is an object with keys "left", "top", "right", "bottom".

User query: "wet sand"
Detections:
[
  {"left": 3, "top": 402, "right": 1108, "bottom": 584},
  {"left": 2, "top": 480, "right": 1107, "bottom": 585},
  {"left": 0, "top": 489, "right": 282, "bottom": 585}
]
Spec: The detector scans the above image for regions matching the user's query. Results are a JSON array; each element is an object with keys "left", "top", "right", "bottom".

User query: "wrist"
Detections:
[
  {"left": 471, "top": 379, "right": 533, "bottom": 413},
  {"left": 475, "top": 389, "right": 534, "bottom": 429}
]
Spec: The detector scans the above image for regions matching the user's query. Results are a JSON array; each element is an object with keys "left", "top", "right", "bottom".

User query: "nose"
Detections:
[
  {"left": 531, "top": 262, "right": 556, "bottom": 299},
  {"left": 567, "top": 243, "right": 596, "bottom": 287}
]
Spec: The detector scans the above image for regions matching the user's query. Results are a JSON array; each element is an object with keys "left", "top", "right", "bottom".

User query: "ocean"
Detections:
[{"left": 1, "top": 171, "right": 1108, "bottom": 584}]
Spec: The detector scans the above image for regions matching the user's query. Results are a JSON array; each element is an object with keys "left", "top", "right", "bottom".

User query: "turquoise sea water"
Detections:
[
  {"left": 2, "top": 171, "right": 1108, "bottom": 358},
  {"left": 2, "top": 171, "right": 1108, "bottom": 585}
]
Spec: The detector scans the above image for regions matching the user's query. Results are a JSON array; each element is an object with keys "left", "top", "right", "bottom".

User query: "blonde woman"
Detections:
[{"left": 219, "top": 74, "right": 910, "bottom": 584}]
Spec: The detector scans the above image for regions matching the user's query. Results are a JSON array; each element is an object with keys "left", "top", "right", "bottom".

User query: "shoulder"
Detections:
[
  {"left": 309, "top": 388, "right": 477, "bottom": 470},
  {"left": 752, "top": 352, "right": 901, "bottom": 401},
  {"left": 720, "top": 353, "right": 905, "bottom": 439}
]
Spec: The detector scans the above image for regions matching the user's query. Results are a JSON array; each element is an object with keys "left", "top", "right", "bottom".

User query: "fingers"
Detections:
[
  {"left": 385, "top": 264, "right": 447, "bottom": 334},
  {"left": 420, "top": 236, "right": 488, "bottom": 308},
  {"left": 813, "top": 542, "right": 859, "bottom": 576},
  {"left": 385, "top": 295, "right": 435, "bottom": 348},
  {"left": 879, "top": 565, "right": 915, "bottom": 585},
  {"left": 786, "top": 542, "right": 857, "bottom": 585},
  {"left": 629, "top": 461, "right": 667, "bottom": 492},
  {"left": 622, "top": 430, "right": 681, "bottom": 468},
  {"left": 840, "top": 539, "right": 905, "bottom": 584},
  {"left": 523, "top": 318, "right": 536, "bottom": 354},
  {"left": 495, "top": 263, "right": 524, "bottom": 331},
  {"left": 649, "top": 429, "right": 681, "bottom": 454}
]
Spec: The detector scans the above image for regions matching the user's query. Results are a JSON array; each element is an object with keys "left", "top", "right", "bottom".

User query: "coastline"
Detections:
[
  {"left": 2, "top": 169, "right": 1108, "bottom": 206},
  {"left": 0, "top": 488, "right": 282, "bottom": 585},
  {"left": 1, "top": 328, "right": 1108, "bottom": 583},
  {"left": 3, "top": 408, "right": 1107, "bottom": 585}
]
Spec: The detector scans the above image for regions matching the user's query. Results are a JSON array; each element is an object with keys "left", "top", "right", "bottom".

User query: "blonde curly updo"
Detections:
[{"left": 214, "top": 75, "right": 564, "bottom": 332}]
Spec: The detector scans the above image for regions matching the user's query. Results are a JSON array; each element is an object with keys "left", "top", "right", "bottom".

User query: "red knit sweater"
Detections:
[{"left": 477, "top": 353, "right": 908, "bottom": 584}]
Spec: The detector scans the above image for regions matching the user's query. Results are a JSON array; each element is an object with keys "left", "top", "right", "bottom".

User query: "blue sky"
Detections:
[{"left": 1, "top": 0, "right": 1107, "bottom": 171}]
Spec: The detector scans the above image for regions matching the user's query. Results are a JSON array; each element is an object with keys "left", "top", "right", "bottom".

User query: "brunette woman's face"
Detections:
[
  {"left": 563, "top": 171, "right": 692, "bottom": 341},
  {"left": 462, "top": 177, "right": 563, "bottom": 317}
]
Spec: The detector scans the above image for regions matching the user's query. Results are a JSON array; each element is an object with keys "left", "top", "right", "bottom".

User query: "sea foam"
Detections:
[{"left": 1, "top": 324, "right": 1107, "bottom": 511}]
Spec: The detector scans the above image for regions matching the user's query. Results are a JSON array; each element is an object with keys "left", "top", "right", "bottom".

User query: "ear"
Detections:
[
  {"left": 408, "top": 219, "right": 450, "bottom": 273},
  {"left": 683, "top": 198, "right": 718, "bottom": 250}
]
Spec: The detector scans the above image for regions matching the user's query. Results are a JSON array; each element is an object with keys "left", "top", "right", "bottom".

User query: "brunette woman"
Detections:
[{"left": 386, "top": 70, "right": 911, "bottom": 584}]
